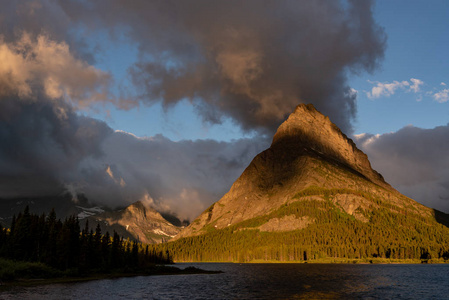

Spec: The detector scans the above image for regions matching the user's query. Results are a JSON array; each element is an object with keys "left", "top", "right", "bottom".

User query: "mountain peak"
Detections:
[
  {"left": 174, "top": 104, "right": 399, "bottom": 239},
  {"left": 272, "top": 103, "right": 330, "bottom": 146},
  {"left": 125, "top": 200, "right": 164, "bottom": 221},
  {"left": 272, "top": 103, "right": 389, "bottom": 190},
  {"left": 128, "top": 200, "right": 157, "bottom": 212}
]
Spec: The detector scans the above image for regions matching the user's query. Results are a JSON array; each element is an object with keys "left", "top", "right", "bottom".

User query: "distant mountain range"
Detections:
[
  {"left": 82, "top": 201, "right": 183, "bottom": 244},
  {"left": 165, "top": 104, "right": 449, "bottom": 262},
  {"left": 0, "top": 194, "right": 186, "bottom": 244}
]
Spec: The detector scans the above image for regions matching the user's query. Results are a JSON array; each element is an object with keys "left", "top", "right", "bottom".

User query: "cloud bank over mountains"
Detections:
[
  {"left": 355, "top": 125, "right": 449, "bottom": 213},
  {"left": 1, "top": 0, "right": 448, "bottom": 217}
]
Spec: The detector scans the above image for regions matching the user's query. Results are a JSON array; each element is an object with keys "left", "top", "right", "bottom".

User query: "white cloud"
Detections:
[
  {"left": 366, "top": 80, "right": 410, "bottom": 99},
  {"left": 409, "top": 78, "right": 424, "bottom": 93},
  {"left": 366, "top": 78, "right": 425, "bottom": 99},
  {"left": 433, "top": 89, "right": 449, "bottom": 103},
  {"left": 365, "top": 78, "right": 449, "bottom": 102},
  {"left": 353, "top": 133, "right": 367, "bottom": 140},
  {"left": 353, "top": 133, "right": 380, "bottom": 147}
]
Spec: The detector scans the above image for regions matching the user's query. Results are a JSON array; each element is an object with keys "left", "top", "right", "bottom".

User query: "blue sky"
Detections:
[
  {"left": 86, "top": 36, "right": 253, "bottom": 141},
  {"left": 352, "top": 0, "right": 449, "bottom": 135}
]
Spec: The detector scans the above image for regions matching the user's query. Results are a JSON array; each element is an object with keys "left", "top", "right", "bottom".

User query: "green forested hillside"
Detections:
[{"left": 155, "top": 187, "right": 449, "bottom": 262}]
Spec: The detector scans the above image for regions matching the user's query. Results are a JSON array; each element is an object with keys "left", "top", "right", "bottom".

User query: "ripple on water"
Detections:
[{"left": 1, "top": 263, "right": 449, "bottom": 299}]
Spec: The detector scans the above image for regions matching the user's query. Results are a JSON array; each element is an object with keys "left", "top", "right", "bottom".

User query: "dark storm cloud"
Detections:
[
  {"left": 0, "top": 96, "right": 112, "bottom": 198},
  {"left": 0, "top": 86, "right": 267, "bottom": 220},
  {"left": 0, "top": 94, "right": 267, "bottom": 220},
  {"left": 355, "top": 126, "right": 449, "bottom": 213},
  {"left": 0, "top": 28, "right": 113, "bottom": 200},
  {"left": 0, "top": 0, "right": 96, "bottom": 64},
  {"left": 0, "top": 8, "right": 267, "bottom": 219},
  {"left": 0, "top": 0, "right": 67, "bottom": 40},
  {"left": 0, "top": 0, "right": 388, "bottom": 219},
  {"left": 58, "top": 0, "right": 386, "bottom": 134}
]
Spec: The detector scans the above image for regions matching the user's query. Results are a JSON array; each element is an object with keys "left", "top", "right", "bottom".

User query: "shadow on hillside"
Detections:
[{"left": 433, "top": 209, "right": 449, "bottom": 228}]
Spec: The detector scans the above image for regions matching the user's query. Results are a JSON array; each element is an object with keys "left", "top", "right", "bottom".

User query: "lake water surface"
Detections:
[{"left": 1, "top": 263, "right": 449, "bottom": 299}]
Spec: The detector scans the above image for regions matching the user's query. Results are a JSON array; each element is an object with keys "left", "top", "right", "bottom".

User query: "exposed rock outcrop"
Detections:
[{"left": 87, "top": 201, "right": 182, "bottom": 244}]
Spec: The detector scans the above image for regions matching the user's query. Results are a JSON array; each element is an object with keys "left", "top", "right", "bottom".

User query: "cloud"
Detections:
[
  {"left": 0, "top": 32, "right": 113, "bottom": 187},
  {"left": 0, "top": 97, "right": 113, "bottom": 198},
  {"left": 0, "top": 1, "right": 387, "bottom": 220},
  {"left": 0, "top": 33, "right": 111, "bottom": 108},
  {"left": 347, "top": 88, "right": 358, "bottom": 99},
  {"left": 0, "top": 57, "right": 268, "bottom": 219},
  {"left": 433, "top": 89, "right": 449, "bottom": 103},
  {"left": 366, "top": 80, "right": 409, "bottom": 99},
  {"left": 366, "top": 78, "right": 425, "bottom": 99},
  {"left": 0, "top": 0, "right": 99, "bottom": 67},
  {"left": 0, "top": 92, "right": 268, "bottom": 220},
  {"left": 86, "top": 132, "right": 269, "bottom": 220},
  {"left": 441, "top": 82, "right": 446, "bottom": 86},
  {"left": 58, "top": 0, "right": 386, "bottom": 135},
  {"left": 409, "top": 78, "right": 424, "bottom": 93},
  {"left": 355, "top": 126, "right": 449, "bottom": 213}
]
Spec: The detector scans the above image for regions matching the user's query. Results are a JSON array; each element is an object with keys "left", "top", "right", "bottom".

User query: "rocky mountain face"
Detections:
[
  {"left": 84, "top": 201, "right": 182, "bottom": 244},
  {"left": 271, "top": 104, "right": 390, "bottom": 189},
  {"left": 171, "top": 104, "right": 449, "bottom": 262}
]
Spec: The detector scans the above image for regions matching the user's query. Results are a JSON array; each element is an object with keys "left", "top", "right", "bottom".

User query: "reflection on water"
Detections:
[{"left": 1, "top": 263, "right": 449, "bottom": 299}]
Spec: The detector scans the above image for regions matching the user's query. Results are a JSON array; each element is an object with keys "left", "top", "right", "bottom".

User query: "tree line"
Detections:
[
  {"left": 0, "top": 206, "right": 172, "bottom": 273},
  {"left": 155, "top": 188, "right": 449, "bottom": 263}
]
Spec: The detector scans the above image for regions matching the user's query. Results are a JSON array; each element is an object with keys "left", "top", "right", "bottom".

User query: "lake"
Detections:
[{"left": 1, "top": 263, "right": 449, "bottom": 299}]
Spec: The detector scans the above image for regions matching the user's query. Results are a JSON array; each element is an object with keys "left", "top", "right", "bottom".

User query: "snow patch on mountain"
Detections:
[
  {"left": 153, "top": 229, "right": 175, "bottom": 237},
  {"left": 76, "top": 206, "right": 105, "bottom": 219}
]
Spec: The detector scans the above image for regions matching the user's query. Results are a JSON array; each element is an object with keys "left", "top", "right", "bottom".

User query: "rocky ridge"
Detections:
[
  {"left": 271, "top": 104, "right": 390, "bottom": 189},
  {"left": 87, "top": 201, "right": 182, "bottom": 244}
]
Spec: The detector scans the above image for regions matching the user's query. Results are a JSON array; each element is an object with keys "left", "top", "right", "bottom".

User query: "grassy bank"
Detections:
[
  {"left": 0, "top": 258, "right": 63, "bottom": 281},
  {"left": 0, "top": 258, "right": 221, "bottom": 288}
]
